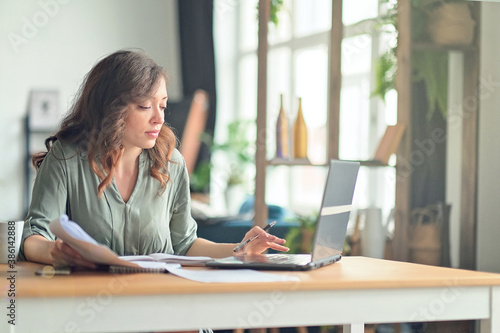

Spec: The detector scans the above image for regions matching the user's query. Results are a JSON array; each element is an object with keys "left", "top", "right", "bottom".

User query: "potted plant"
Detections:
[
  {"left": 373, "top": 0, "right": 475, "bottom": 119},
  {"left": 211, "top": 120, "right": 255, "bottom": 185},
  {"left": 285, "top": 213, "right": 317, "bottom": 254},
  {"left": 189, "top": 160, "right": 211, "bottom": 193},
  {"left": 190, "top": 120, "right": 256, "bottom": 213}
]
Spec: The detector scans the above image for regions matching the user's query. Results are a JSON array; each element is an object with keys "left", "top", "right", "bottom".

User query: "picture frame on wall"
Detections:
[{"left": 28, "top": 90, "right": 60, "bottom": 130}]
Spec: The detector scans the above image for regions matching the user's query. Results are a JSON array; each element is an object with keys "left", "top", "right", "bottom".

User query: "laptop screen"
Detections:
[{"left": 311, "top": 160, "right": 359, "bottom": 262}]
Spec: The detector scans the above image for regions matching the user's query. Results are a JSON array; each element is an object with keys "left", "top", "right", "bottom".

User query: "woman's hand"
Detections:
[
  {"left": 49, "top": 239, "right": 97, "bottom": 269},
  {"left": 234, "top": 226, "right": 289, "bottom": 255}
]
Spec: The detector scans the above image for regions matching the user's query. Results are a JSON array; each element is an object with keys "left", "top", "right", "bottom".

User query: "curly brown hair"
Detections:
[{"left": 32, "top": 50, "right": 176, "bottom": 197}]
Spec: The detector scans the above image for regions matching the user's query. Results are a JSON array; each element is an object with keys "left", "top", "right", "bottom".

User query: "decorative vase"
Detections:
[
  {"left": 275, "top": 94, "right": 290, "bottom": 159},
  {"left": 359, "top": 207, "right": 386, "bottom": 259},
  {"left": 293, "top": 97, "right": 308, "bottom": 159}
]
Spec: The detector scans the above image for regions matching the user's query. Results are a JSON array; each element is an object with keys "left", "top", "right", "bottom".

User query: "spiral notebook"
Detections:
[{"left": 108, "top": 262, "right": 179, "bottom": 274}]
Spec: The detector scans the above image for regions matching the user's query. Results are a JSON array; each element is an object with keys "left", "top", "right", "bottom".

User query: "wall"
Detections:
[
  {"left": 477, "top": 1, "right": 500, "bottom": 273},
  {"left": 0, "top": 0, "right": 181, "bottom": 221}
]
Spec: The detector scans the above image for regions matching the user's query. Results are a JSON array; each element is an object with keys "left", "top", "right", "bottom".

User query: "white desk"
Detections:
[{"left": 2, "top": 257, "right": 500, "bottom": 333}]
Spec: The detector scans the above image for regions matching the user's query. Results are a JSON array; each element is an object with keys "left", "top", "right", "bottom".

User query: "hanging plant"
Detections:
[
  {"left": 372, "top": 0, "right": 471, "bottom": 120},
  {"left": 412, "top": 51, "right": 449, "bottom": 120},
  {"left": 410, "top": 0, "right": 470, "bottom": 119}
]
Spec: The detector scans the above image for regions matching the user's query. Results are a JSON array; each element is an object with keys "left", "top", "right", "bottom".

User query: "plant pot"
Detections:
[
  {"left": 427, "top": 3, "right": 475, "bottom": 46},
  {"left": 300, "top": 228, "right": 314, "bottom": 254}
]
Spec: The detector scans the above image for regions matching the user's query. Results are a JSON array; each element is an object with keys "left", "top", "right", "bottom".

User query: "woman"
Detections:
[{"left": 20, "top": 50, "right": 288, "bottom": 268}]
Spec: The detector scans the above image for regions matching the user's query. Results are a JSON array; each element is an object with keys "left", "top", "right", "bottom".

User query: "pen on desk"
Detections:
[{"left": 233, "top": 221, "right": 277, "bottom": 252}]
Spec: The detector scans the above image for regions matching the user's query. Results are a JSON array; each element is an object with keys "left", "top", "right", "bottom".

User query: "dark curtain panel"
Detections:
[
  {"left": 177, "top": 0, "right": 216, "bottom": 176},
  {"left": 410, "top": 80, "right": 447, "bottom": 210}
]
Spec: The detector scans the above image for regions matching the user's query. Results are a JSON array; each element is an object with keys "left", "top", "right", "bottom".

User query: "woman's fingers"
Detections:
[
  {"left": 50, "top": 240, "right": 97, "bottom": 269},
  {"left": 239, "top": 226, "right": 289, "bottom": 254},
  {"left": 267, "top": 241, "right": 290, "bottom": 252}
]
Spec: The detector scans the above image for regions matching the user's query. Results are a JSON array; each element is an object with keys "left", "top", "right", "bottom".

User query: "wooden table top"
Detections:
[{"left": 4, "top": 257, "right": 500, "bottom": 298}]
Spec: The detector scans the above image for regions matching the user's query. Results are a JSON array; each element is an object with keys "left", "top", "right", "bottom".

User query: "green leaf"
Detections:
[
  {"left": 256, "top": 0, "right": 284, "bottom": 27},
  {"left": 412, "top": 51, "right": 448, "bottom": 119},
  {"left": 372, "top": 49, "right": 397, "bottom": 101},
  {"left": 190, "top": 161, "right": 212, "bottom": 192}
]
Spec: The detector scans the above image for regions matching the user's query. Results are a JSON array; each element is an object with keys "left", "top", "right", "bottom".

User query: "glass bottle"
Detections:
[
  {"left": 275, "top": 94, "right": 289, "bottom": 159},
  {"left": 293, "top": 97, "right": 308, "bottom": 159}
]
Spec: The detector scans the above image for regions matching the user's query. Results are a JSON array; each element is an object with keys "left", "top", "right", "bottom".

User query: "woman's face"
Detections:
[{"left": 123, "top": 78, "right": 167, "bottom": 153}]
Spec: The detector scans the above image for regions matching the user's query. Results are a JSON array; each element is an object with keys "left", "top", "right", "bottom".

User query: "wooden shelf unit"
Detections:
[{"left": 392, "top": 0, "right": 481, "bottom": 267}]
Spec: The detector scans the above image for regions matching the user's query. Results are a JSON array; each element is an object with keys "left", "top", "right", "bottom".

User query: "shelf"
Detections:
[
  {"left": 267, "top": 158, "right": 320, "bottom": 166},
  {"left": 413, "top": 42, "right": 477, "bottom": 52},
  {"left": 357, "top": 160, "right": 394, "bottom": 167},
  {"left": 267, "top": 158, "right": 393, "bottom": 168}
]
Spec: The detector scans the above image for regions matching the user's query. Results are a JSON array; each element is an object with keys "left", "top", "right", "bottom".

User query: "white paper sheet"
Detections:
[{"left": 165, "top": 265, "right": 300, "bottom": 283}]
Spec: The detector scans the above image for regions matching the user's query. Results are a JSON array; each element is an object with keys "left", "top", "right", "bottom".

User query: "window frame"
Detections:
[{"left": 214, "top": 0, "right": 396, "bottom": 217}]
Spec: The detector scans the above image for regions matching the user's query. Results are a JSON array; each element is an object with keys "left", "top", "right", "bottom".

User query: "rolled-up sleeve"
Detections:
[
  {"left": 19, "top": 142, "right": 68, "bottom": 260},
  {"left": 169, "top": 153, "right": 198, "bottom": 255}
]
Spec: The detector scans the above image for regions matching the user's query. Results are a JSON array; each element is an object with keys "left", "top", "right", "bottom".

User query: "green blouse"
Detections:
[{"left": 19, "top": 140, "right": 198, "bottom": 260}]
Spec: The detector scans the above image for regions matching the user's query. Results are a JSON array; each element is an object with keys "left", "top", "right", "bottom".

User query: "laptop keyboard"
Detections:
[{"left": 265, "top": 254, "right": 311, "bottom": 265}]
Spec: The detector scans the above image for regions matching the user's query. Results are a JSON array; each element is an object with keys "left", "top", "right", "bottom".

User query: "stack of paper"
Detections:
[{"left": 119, "top": 253, "right": 212, "bottom": 266}]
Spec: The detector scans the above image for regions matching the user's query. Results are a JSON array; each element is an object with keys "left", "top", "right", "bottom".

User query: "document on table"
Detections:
[
  {"left": 49, "top": 214, "right": 299, "bottom": 282},
  {"left": 166, "top": 265, "right": 300, "bottom": 283}
]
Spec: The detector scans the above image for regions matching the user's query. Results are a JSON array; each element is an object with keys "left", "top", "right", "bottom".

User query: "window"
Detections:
[{"left": 214, "top": 0, "right": 397, "bottom": 220}]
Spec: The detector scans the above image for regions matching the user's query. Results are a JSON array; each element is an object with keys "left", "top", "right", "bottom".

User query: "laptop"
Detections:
[{"left": 206, "top": 159, "right": 360, "bottom": 271}]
